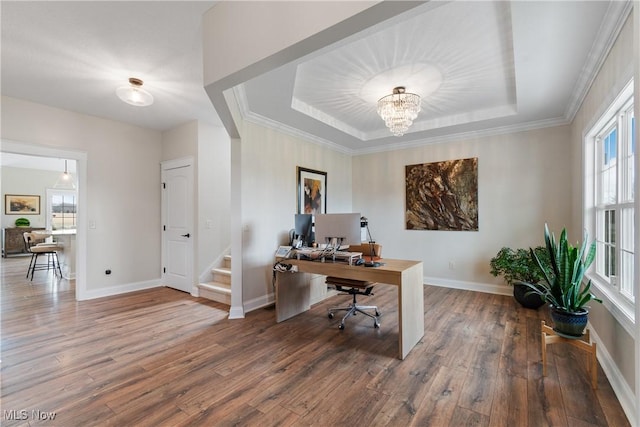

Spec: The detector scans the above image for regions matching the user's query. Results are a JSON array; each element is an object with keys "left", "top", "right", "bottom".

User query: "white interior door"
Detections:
[{"left": 161, "top": 159, "right": 194, "bottom": 294}]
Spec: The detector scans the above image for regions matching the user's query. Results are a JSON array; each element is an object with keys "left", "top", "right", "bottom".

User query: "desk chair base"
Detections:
[
  {"left": 328, "top": 304, "right": 380, "bottom": 330},
  {"left": 327, "top": 286, "right": 380, "bottom": 330}
]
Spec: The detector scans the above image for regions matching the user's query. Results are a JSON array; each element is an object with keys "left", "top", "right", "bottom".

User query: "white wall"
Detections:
[
  {"left": 197, "top": 122, "right": 231, "bottom": 277},
  {"left": 161, "top": 120, "right": 231, "bottom": 281},
  {"left": 239, "top": 121, "right": 352, "bottom": 307},
  {"left": 353, "top": 125, "right": 573, "bottom": 291},
  {"left": 1, "top": 167, "right": 60, "bottom": 229},
  {"left": 1, "top": 96, "right": 163, "bottom": 293}
]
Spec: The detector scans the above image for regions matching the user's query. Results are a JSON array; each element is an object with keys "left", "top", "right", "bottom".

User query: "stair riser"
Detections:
[
  {"left": 212, "top": 273, "right": 231, "bottom": 285},
  {"left": 199, "top": 287, "right": 231, "bottom": 305}
]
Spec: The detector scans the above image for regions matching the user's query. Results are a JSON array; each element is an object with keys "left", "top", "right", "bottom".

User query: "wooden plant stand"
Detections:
[{"left": 541, "top": 320, "right": 597, "bottom": 389}]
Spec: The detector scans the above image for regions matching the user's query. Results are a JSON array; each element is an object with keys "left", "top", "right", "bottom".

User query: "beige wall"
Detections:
[
  {"left": 239, "top": 120, "right": 352, "bottom": 307},
  {"left": 1, "top": 167, "right": 61, "bottom": 229},
  {"left": 160, "top": 120, "right": 233, "bottom": 283},
  {"left": 353, "top": 125, "right": 573, "bottom": 289},
  {"left": 196, "top": 122, "right": 231, "bottom": 279},
  {"left": 2, "top": 95, "right": 162, "bottom": 293},
  {"left": 570, "top": 15, "right": 635, "bottom": 393}
]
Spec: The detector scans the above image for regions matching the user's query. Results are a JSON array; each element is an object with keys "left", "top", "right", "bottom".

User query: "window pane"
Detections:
[
  {"left": 599, "top": 128, "right": 618, "bottom": 204},
  {"left": 602, "top": 167, "right": 617, "bottom": 204},
  {"left": 621, "top": 207, "right": 634, "bottom": 252},
  {"left": 604, "top": 210, "right": 616, "bottom": 278},
  {"left": 620, "top": 249, "right": 635, "bottom": 300},
  {"left": 632, "top": 116, "right": 636, "bottom": 155},
  {"left": 605, "top": 129, "right": 617, "bottom": 165},
  {"left": 50, "top": 191, "right": 76, "bottom": 230},
  {"left": 626, "top": 114, "right": 635, "bottom": 202}
]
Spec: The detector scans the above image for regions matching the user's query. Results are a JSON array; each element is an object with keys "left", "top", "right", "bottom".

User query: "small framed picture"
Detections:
[
  {"left": 5, "top": 194, "right": 40, "bottom": 215},
  {"left": 297, "top": 167, "right": 327, "bottom": 215}
]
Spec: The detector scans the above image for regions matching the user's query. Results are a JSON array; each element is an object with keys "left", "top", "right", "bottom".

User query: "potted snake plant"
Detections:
[
  {"left": 490, "top": 246, "right": 551, "bottom": 309},
  {"left": 522, "top": 224, "right": 602, "bottom": 338}
]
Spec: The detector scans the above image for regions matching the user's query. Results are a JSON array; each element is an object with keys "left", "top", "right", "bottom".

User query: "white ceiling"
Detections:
[
  {"left": 1, "top": 1, "right": 220, "bottom": 132},
  {"left": 0, "top": 1, "right": 631, "bottom": 156},
  {"left": 1, "top": 152, "right": 76, "bottom": 173}
]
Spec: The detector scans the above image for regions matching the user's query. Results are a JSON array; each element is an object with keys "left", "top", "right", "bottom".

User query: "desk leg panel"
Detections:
[
  {"left": 276, "top": 272, "right": 311, "bottom": 323},
  {"left": 398, "top": 263, "right": 425, "bottom": 359}
]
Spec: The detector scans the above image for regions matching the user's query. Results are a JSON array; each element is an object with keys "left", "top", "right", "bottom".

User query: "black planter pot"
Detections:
[
  {"left": 549, "top": 305, "right": 589, "bottom": 338},
  {"left": 513, "top": 282, "right": 545, "bottom": 310}
]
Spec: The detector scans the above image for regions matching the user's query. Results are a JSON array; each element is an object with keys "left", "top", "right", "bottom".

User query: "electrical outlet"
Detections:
[{"left": 448, "top": 261, "right": 455, "bottom": 270}]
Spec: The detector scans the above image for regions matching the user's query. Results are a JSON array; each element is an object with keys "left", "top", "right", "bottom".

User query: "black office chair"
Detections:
[
  {"left": 23, "top": 232, "right": 63, "bottom": 280},
  {"left": 326, "top": 243, "right": 382, "bottom": 330}
]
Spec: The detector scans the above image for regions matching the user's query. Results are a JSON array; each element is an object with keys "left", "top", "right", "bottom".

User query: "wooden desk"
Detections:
[{"left": 275, "top": 258, "right": 424, "bottom": 360}]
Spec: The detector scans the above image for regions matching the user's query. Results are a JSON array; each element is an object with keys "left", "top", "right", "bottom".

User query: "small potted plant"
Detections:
[
  {"left": 522, "top": 224, "right": 602, "bottom": 338},
  {"left": 490, "top": 246, "right": 551, "bottom": 309}
]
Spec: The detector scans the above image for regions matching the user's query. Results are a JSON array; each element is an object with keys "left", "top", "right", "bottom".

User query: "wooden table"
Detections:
[{"left": 275, "top": 258, "right": 424, "bottom": 360}]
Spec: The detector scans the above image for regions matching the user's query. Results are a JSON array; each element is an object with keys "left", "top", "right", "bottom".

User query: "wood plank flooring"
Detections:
[{"left": 1, "top": 256, "right": 630, "bottom": 426}]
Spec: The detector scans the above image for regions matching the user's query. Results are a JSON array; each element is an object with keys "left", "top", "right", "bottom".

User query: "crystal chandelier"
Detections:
[{"left": 377, "top": 87, "right": 421, "bottom": 136}]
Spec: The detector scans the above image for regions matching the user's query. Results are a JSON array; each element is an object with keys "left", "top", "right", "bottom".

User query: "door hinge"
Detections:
[
  {"left": 163, "top": 267, "right": 166, "bottom": 274},
  {"left": 162, "top": 182, "right": 166, "bottom": 189},
  {"left": 163, "top": 225, "right": 166, "bottom": 231}
]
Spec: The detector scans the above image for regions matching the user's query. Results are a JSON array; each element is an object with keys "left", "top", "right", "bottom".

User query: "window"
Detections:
[
  {"left": 585, "top": 80, "right": 635, "bottom": 328},
  {"left": 46, "top": 189, "right": 77, "bottom": 231}
]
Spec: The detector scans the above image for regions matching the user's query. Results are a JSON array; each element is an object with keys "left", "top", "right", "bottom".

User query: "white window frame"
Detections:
[
  {"left": 584, "top": 79, "right": 635, "bottom": 334},
  {"left": 46, "top": 188, "right": 77, "bottom": 232}
]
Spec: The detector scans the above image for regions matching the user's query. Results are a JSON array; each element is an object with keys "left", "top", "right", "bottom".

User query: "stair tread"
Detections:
[
  {"left": 199, "top": 282, "right": 231, "bottom": 293},
  {"left": 212, "top": 267, "right": 231, "bottom": 274}
]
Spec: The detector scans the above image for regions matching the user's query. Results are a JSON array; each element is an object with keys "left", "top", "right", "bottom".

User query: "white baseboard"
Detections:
[
  {"left": 228, "top": 305, "right": 245, "bottom": 319},
  {"left": 588, "top": 324, "right": 635, "bottom": 426},
  {"left": 424, "top": 276, "right": 512, "bottom": 296},
  {"left": 243, "top": 292, "right": 275, "bottom": 314},
  {"left": 422, "top": 277, "right": 634, "bottom": 426},
  {"left": 79, "top": 279, "right": 161, "bottom": 300}
]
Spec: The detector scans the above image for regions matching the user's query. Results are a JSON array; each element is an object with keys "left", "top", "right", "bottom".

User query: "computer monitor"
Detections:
[
  {"left": 314, "top": 213, "right": 362, "bottom": 248},
  {"left": 294, "top": 213, "right": 313, "bottom": 247}
]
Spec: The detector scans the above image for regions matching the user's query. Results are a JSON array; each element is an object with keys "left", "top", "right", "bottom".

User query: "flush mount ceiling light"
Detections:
[
  {"left": 116, "top": 77, "right": 154, "bottom": 107},
  {"left": 377, "top": 87, "right": 421, "bottom": 136}
]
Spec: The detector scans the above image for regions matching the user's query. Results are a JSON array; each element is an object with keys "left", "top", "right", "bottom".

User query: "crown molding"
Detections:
[
  {"left": 233, "top": 85, "right": 355, "bottom": 155},
  {"left": 354, "top": 116, "right": 570, "bottom": 155},
  {"left": 564, "top": 0, "right": 633, "bottom": 122}
]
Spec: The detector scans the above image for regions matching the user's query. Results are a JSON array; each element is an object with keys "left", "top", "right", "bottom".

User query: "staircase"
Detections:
[{"left": 197, "top": 254, "right": 231, "bottom": 305}]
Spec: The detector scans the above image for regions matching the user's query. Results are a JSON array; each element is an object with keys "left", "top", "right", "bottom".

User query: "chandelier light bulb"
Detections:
[
  {"left": 116, "top": 77, "right": 154, "bottom": 107},
  {"left": 377, "top": 86, "right": 421, "bottom": 136},
  {"left": 54, "top": 159, "right": 76, "bottom": 190}
]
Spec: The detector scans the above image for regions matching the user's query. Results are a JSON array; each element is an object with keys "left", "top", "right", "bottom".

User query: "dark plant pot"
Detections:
[
  {"left": 549, "top": 305, "right": 589, "bottom": 338},
  {"left": 513, "top": 282, "right": 545, "bottom": 310}
]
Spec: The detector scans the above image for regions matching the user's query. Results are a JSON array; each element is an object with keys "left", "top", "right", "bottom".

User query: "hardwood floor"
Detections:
[{"left": 1, "top": 256, "right": 630, "bottom": 426}]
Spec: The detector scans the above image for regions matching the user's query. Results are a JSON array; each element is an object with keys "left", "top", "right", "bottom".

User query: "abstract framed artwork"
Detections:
[
  {"left": 5, "top": 194, "right": 41, "bottom": 215},
  {"left": 405, "top": 158, "right": 478, "bottom": 231},
  {"left": 297, "top": 167, "right": 327, "bottom": 215}
]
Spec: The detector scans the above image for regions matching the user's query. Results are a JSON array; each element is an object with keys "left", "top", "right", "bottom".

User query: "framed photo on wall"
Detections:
[
  {"left": 5, "top": 194, "right": 41, "bottom": 215},
  {"left": 297, "top": 167, "right": 327, "bottom": 215}
]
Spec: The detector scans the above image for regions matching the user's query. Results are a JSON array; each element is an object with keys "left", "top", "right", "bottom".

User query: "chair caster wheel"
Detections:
[
  {"left": 375, "top": 310, "right": 381, "bottom": 316},
  {"left": 374, "top": 321, "right": 380, "bottom": 328},
  {"left": 328, "top": 312, "right": 334, "bottom": 319},
  {"left": 338, "top": 323, "right": 345, "bottom": 330}
]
